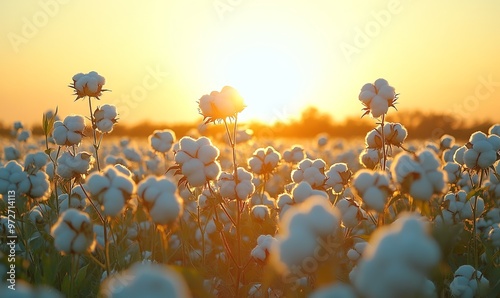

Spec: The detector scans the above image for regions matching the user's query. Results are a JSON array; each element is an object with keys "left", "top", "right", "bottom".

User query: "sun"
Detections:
[{"left": 208, "top": 31, "right": 321, "bottom": 124}]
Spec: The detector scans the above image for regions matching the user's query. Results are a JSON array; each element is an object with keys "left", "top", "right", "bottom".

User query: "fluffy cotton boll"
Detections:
[
  {"left": 440, "top": 134, "right": 456, "bottom": 150},
  {"left": 27, "top": 171, "right": 51, "bottom": 200},
  {"left": 51, "top": 209, "right": 95, "bottom": 255},
  {"left": 28, "top": 204, "right": 51, "bottom": 225},
  {"left": 123, "top": 147, "right": 141, "bottom": 163},
  {"left": 443, "top": 162, "right": 462, "bottom": 184},
  {"left": 17, "top": 129, "right": 31, "bottom": 142},
  {"left": 71, "top": 71, "right": 106, "bottom": 100},
  {"left": 149, "top": 129, "right": 176, "bottom": 153},
  {"left": 52, "top": 115, "right": 86, "bottom": 146},
  {"left": 325, "top": 163, "right": 352, "bottom": 194},
  {"left": 365, "top": 129, "right": 383, "bottom": 149},
  {"left": 24, "top": 152, "right": 49, "bottom": 173},
  {"left": 56, "top": 151, "right": 95, "bottom": 180},
  {"left": 443, "top": 145, "right": 460, "bottom": 163},
  {"left": 309, "top": 283, "right": 357, "bottom": 298},
  {"left": 489, "top": 124, "right": 500, "bottom": 136},
  {"left": 94, "top": 104, "right": 118, "bottom": 133},
  {"left": 251, "top": 235, "right": 277, "bottom": 263},
  {"left": 218, "top": 167, "right": 255, "bottom": 200},
  {"left": 0, "top": 160, "right": 30, "bottom": 196},
  {"left": 353, "top": 214, "right": 440, "bottom": 298},
  {"left": 86, "top": 165, "right": 136, "bottom": 217},
  {"left": 283, "top": 145, "right": 305, "bottom": 163},
  {"left": 58, "top": 186, "right": 88, "bottom": 212},
  {"left": 359, "top": 79, "right": 397, "bottom": 118},
  {"left": 462, "top": 131, "right": 500, "bottom": 170},
  {"left": 347, "top": 241, "right": 369, "bottom": 262},
  {"left": 292, "top": 181, "right": 329, "bottom": 204},
  {"left": 251, "top": 205, "right": 270, "bottom": 222},
  {"left": 359, "top": 148, "right": 379, "bottom": 169},
  {"left": 449, "top": 265, "right": 489, "bottom": 298},
  {"left": 352, "top": 170, "right": 390, "bottom": 212},
  {"left": 4, "top": 146, "right": 20, "bottom": 161},
  {"left": 383, "top": 123, "right": 407, "bottom": 147},
  {"left": 317, "top": 134, "right": 329, "bottom": 147},
  {"left": 248, "top": 146, "right": 281, "bottom": 175},
  {"left": 291, "top": 158, "right": 327, "bottom": 189},
  {"left": 336, "top": 197, "right": 366, "bottom": 228},
  {"left": 272, "top": 196, "right": 340, "bottom": 273},
  {"left": 391, "top": 150, "right": 446, "bottom": 201},
  {"left": 488, "top": 224, "right": 500, "bottom": 247},
  {"left": 198, "top": 86, "right": 245, "bottom": 122},
  {"left": 137, "top": 176, "right": 183, "bottom": 225},
  {"left": 100, "top": 262, "right": 192, "bottom": 298},
  {"left": 442, "top": 191, "right": 484, "bottom": 221},
  {"left": 453, "top": 145, "right": 467, "bottom": 166}
]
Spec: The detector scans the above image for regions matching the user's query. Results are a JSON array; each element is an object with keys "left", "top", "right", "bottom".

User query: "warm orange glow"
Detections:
[{"left": 1, "top": 1, "right": 500, "bottom": 127}]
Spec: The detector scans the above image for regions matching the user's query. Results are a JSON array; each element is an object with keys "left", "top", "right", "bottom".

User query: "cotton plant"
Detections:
[
  {"left": 172, "top": 136, "right": 221, "bottom": 188},
  {"left": 86, "top": 165, "right": 136, "bottom": 217},
  {"left": 325, "top": 163, "right": 352, "bottom": 194},
  {"left": 291, "top": 158, "right": 327, "bottom": 189},
  {"left": 437, "top": 190, "right": 485, "bottom": 225},
  {"left": 352, "top": 169, "right": 391, "bottom": 213},
  {"left": 391, "top": 149, "right": 447, "bottom": 201},
  {"left": 52, "top": 115, "right": 86, "bottom": 147},
  {"left": 149, "top": 129, "right": 176, "bottom": 153},
  {"left": 137, "top": 176, "right": 183, "bottom": 225}
]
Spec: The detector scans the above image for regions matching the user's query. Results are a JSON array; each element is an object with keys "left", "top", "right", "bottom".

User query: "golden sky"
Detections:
[{"left": 1, "top": 0, "right": 499, "bottom": 127}]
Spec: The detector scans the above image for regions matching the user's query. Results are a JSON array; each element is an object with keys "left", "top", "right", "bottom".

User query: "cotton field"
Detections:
[{"left": 1, "top": 74, "right": 500, "bottom": 298}]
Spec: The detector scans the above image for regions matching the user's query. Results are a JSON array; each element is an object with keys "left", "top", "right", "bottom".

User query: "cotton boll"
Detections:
[
  {"left": 449, "top": 265, "right": 489, "bottom": 298},
  {"left": 489, "top": 124, "right": 500, "bottom": 136},
  {"left": 336, "top": 198, "right": 366, "bottom": 228},
  {"left": 359, "top": 148, "right": 379, "bottom": 169},
  {"left": 309, "top": 283, "right": 357, "bottom": 298},
  {"left": 149, "top": 129, "right": 176, "bottom": 153},
  {"left": 283, "top": 145, "right": 305, "bottom": 163},
  {"left": 100, "top": 262, "right": 192, "bottom": 298},
  {"left": 352, "top": 170, "right": 390, "bottom": 212},
  {"left": 4, "top": 146, "right": 21, "bottom": 161},
  {"left": 248, "top": 146, "right": 281, "bottom": 175},
  {"left": 251, "top": 235, "right": 277, "bottom": 263},
  {"left": 27, "top": 171, "right": 51, "bottom": 200},
  {"left": 137, "top": 176, "right": 183, "bottom": 225},
  {"left": 0, "top": 160, "right": 30, "bottom": 196},
  {"left": 326, "top": 163, "right": 351, "bottom": 194},
  {"left": 86, "top": 166, "right": 136, "bottom": 217},
  {"left": 51, "top": 209, "right": 95, "bottom": 255},
  {"left": 291, "top": 181, "right": 328, "bottom": 204},
  {"left": 71, "top": 71, "right": 106, "bottom": 100},
  {"left": 272, "top": 196, "right": 340, "bottom": 273},
  {"left": 443, "top": 162, "right": 461, "bottom": 184},
  {"left": 251, "top": 205, "right": 270, "bottom": 221},
  {"left": 56, "top": 151, "right": 95, "bottom": 180},
  {"left": 353, "top": 214, "right": 440, "bottom": 298},
  {"left": 218, "top": 167, "right": 254, "bottom": 200}
]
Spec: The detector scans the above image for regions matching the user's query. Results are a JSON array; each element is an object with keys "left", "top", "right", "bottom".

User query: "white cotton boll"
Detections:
[
  {"left": 443, "top": 162, "right": 461, "bottom": 184},
  {"left": 149, "top": 129, "right": 176, "bottom": 153},
  {"left": 51, "top": 209, "right": 95, "bottom": 255},
  {"left": 56, "top": 151, "right": 95, "bottom": 180},
  {"left": 352, "top": 170, "right": 374, "bottom": 194},
  {"left": 309, "top": 283, "right": 357, "bottom": 298},
  {"left": 17, "top": 129, "right": 30, "bottom": 141},
  {"left": 251, "top": 235, "right": 277, "bottom": 262},
  {"left": 359, "top": 90, "right": 376, "bottom": 105},
  {"left": 488, "top": 224, "right": 500, "bottom": 247},
  {"left": 363, "top": 186, "right": 387, "bottom": 213},
  {"left": 365, "top": 129, "right": 383, "bottom": 149},
  {"left": 326, "top": 163, "right": 351, "bottom": 194},
  {"left": 24, "top": 152, "right": 49, "bottom": 172},
  {"left": 27, "top": 171, "right": 51, "bottom": 200},
  {"left": 0, "top": 160, "right": 30, "bottom": 195},
  {"left": 450, "top": 265, "right": 489, "bottom": 298},
  {"left": 272, "top": 196, "right": 340, "bottom": 273},
  {"left": 277, "top": 193, "right": 293, "bottom": 210},
  {"left": 251, "top": 205, "right": 270, "bottom": 221},
  {"left": 353, "top": 214, "right": 440, "bottom": 298},
  {"left": 336, "top": 198, "right": 365, "bottom": 228},
  {"left": 370, "top": 95, "right": 389, "bottom": 118},
  {"left": 123, "top": 147, "right": 141, "bottom": 163},
  {"left": 359, "top": 148, "right": 379, "bottom": 169},
  {"left": 28, "top": 204, "right": 51, "bottom": 225},
  {"left": 453, "top": 146, "right": 466, "bottom": 166},
  {"left": 100, "top": 262, "right": 192, "bottom": 298},
  {"left": 489, "top": 124, "right": 500, "bottom": 136},
  {"left": 283, "top": 145, "right": 305, "bottom": 163},
  {"left": 440, "top": 134, "right": 455, "bottom": 150},
  {"left": 4, "top": 146, "right": 20, "bottom": 161},
  {"left": 137, "top": 176, "right": 183, "bottom": 225}
]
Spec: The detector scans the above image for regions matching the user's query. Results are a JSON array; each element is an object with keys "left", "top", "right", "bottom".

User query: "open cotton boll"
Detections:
[
  {"left": 271, "top": 196, "right": 340, "bottom": 273},
  {"left": 137, "top": 176, "right": 183, "bottom": 225},
  {"left": 24, "top": 152, "right": 49, "bottom": 173},
  {"left": 174, "top": 136, "right": 221, "bottom": 187},
  {"left": 149, "top": 129, "right": 176, "bottom": 153},
  {"left": 391, "top": 149, "right": 446, "bottom": 201},
  {"left": 352, "top": 169, "right": 390, "bottom": 212},
  {"left": 58, "top": 185, "right": 88, "bottom": 212},
  {"left": 440, "top": 191, "right": 484, "bottom": 222},
  {"left": 291, "top": 181, "right": 329, "bottom": 204},
  {"left": 27, "top": 171, "right": 51, "bottom": 201},
  {"left": 94, "top": 104, "right": 118, "bottom": 133},
  {"left": 336, "top": 197, "right": 367, "bottom": 228},
  {"left": 51, "top": 209, "right": 95, "bottom": 255},
  {"left": 248, "top": 146, "right": 281, "bottom": 175},
  {"left": 86, "top": 165, "right": 136, "bottom": 217},
  {"left": 251, "top": 205, "right": 270, "bottom": 221},
  {"left": 449, "top": 265, "right": 489, "bottom": 298},
  {"left": 28, "top": 204, "right": 51, "bottom": 225},
  {"left": 359, "top": 148, "right": 379, "bottom": 169},
  {"left": 218, "top": 167, "right": 254, "bottom": 200},
  {"left": 440, "top": 134, "right": 456, "bottom": 150},
  {"left": 325, "top": 163, "right": 352, "bottom": 194},
  {"left": 4, "top": 146, "right": 21, "bottom": 161},
  {"left": 251, "top": 235, "right": 277, "bottom": 263},
  {"left": 359, "top": 79, "right": 397, "bottom": 118},
  {"left": 52, "top": 115, "right": 86, "bottom": 146},
  {"left": 56, "top": 151, "right": 95, "bottom": 180},
  {"left": 70, "top": 71, "right": 106, "bottom": 100},
  {"left": 353, "top": 214, "right": 440, "bottom": 298},
  {"left": 443, "top": 162, "right": 461, "bottom": 184},
  {"left": 0, "top": 160, "right": 30, "bottom": 196},
  {"left": 461, "top": 131, "right": 500, "bottom": 170},
  {"left": 100, "top": 262, "right": 192, "bottom": 298},
  {"left": 291, "top": 158, "right": 327, "bottom": 189},
  {"left": 198, "top": 86, "right": 245, "bottom": 123},
  {"left": 489, "top": 124, "right": 500, "bottom": 136},
  {"left": 123, "top": 147, "right": 141, "bottom": 163},
  {"left": 283, "top": 145, "right": 305, "bottom": 163}
]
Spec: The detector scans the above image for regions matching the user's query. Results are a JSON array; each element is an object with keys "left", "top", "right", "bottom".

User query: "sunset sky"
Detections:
[{"left": 1, "top": 0, "right": 499, "bottom": 127}]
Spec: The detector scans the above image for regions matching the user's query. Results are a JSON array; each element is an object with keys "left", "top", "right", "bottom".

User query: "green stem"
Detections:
[
  {"left": 472, "top": 170, "right": 484, "bottom": 270},
  {"left": 380, "top": 114, "right": 387, "bottom": 171},
  {"left": 88, "top": 97, "right": 101, "bottom": 171}
]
